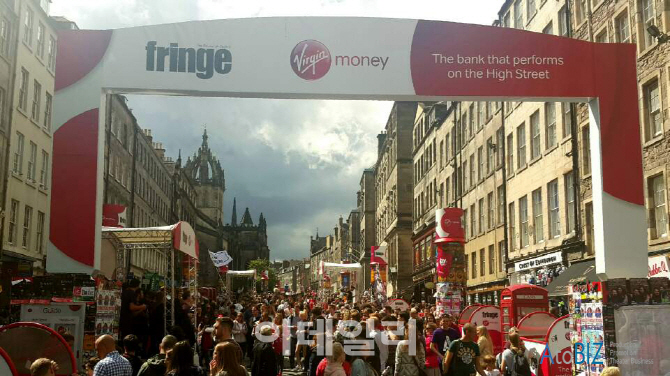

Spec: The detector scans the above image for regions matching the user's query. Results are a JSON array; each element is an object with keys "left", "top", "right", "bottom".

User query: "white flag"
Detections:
[{"left": 209, "top": 250, "right": 233, "bottom": 267}]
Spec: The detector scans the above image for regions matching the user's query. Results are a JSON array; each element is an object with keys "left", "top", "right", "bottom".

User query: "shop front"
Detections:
[
  {"left": 411, "top": 225, "right": 436, "bottom": 303},
  {"left": 510, "top": 250, "right": 567, "bottom": 288},
  {"left": 466, "top": 282, "right": 507, "bottom": 306}
]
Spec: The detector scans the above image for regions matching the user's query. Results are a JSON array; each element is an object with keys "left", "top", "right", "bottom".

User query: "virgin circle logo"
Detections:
[{"left": 290, "top": 40, "right": 331, "bottom": 80}]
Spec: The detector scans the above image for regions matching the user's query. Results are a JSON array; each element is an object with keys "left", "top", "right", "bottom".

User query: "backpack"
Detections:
[{"left": 513, "top": 352, "right": 532, "bottom": 376}]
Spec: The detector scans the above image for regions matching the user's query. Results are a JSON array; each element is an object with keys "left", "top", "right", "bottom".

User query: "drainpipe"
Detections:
[{"left": 566, "top": 0, "right": 583, "bottom": 241}]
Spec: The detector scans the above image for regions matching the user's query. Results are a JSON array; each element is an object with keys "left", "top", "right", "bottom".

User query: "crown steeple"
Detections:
[{"left": 241, "top": 207, "right": 253, "bottom": 226}]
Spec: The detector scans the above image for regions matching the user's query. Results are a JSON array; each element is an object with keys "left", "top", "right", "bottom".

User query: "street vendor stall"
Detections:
[
  {"left": 225, "top": 270, "right": 256, "bottom": 292},
  {"left": 101, "top": 221, "right": 199, "bottom": 334},
  {"left": 319, "top": 262, "right": 362, "bottom": 300}
]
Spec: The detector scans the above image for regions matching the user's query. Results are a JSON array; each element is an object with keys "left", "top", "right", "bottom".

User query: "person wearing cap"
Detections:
[{"left": 251, "top": 326, "right": 278, "bottom": 376}]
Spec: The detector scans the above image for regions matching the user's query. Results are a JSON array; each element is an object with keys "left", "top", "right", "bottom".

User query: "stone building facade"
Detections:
[
  {"left": 411, "top": 102, "right": 449, "bottom": 302},
  {"left": 570, "top": 0, "right": 670, "bottom": 261},
  {"left": 3, "top": 0, "right": 57, "bottom": 275},
  {"left": 357, "top": 169, "right": 376, "bottom": 291},
  {"left": 374, "top": 102, "right": 417, "bottom": 298}
]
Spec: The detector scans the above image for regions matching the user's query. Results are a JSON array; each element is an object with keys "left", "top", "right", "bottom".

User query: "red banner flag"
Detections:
[{"left": 436, "top": 243, "right": 454, "bottom": 281}]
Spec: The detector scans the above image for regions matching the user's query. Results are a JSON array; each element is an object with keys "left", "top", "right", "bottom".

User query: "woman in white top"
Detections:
[{"left": 232, "top": 313, "right": 248, "bottom": 345}]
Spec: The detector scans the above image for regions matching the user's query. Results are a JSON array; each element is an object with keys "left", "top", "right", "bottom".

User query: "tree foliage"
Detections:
[{"left": 247, "top": 258, "right": 278, "bottom": 292}]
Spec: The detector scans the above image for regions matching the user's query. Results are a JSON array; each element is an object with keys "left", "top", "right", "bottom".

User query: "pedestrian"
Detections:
[
  {"left": 323, "top": 342, "right": 346, "bottom": 376},
  {"left": 30, "top": 358, "right": 58, "bottom": 376},
  {"left": 165, "top": 341, "right": 205, "bottom": 376},
  {"left": 476, "top": 326, "right": 493, "bottom": 365},
  {"left": 499, "top": 333, "right": 531, "bottom": 376},
  {"left": 213, "top": 316, "right": 244, "bottom": 363},
  {"left": 424, "top": 323, "right": 441, "bottom": 376},
  {"left": 120, "top": 280, "right": 147, "bottom": 340},
  {"left": 442, "top": 323, "right": 486, "bottom": 376},
  {"left": 251, "top": 326, "right": 278, "bottom": 376},
  {"left": 137, "top": 335, "right": 177, "bottom": 376},
  {"left": 600, "top": 367, "right": 621, "bottom": 376},
  {"left": 430, "top": 316, "right": 450, "bottom": 362},
  {"left": 232, "top": 313, "right": 248, "bottom": 360},
  {"left": 394, "top": 322, "right": 426, "bottom": 376},
  {"left": 210, "top": 342, "right": 247, "bottom": 376},
  {"left": 85, "top": 358, "right": 101, "bottom": 376},
  {"left": 93, "top": 335, "right": 133, "bottom": 376},
  {"left": 175, "top": 291, "right": 196, "bottom": 346},
  {"left": 272, "top": 313, "right": 285, "bottom": 375},
  {"left": 122, "top": 334, "right": 144, "bottom": 376}
]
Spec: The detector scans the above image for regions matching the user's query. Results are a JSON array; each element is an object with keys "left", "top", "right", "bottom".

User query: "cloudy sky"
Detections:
[{"left": 51, "top": 0, "right": 501, "bottom": 261}]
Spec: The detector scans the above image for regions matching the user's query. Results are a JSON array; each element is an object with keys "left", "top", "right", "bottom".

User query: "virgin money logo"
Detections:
[{"left": 291, "top": 40, "right": 331, "bottom": 80}]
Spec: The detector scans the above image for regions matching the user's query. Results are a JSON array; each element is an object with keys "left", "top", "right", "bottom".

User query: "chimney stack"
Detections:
[{"left": 377, "top": 132, "right": 387, "bottom": 156}]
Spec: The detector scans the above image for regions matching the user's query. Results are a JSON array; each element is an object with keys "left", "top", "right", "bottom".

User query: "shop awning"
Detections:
[
  {"left": 226, "top": 270, "right": 256, "bottom": 277},
  {"left": 545, "top": 260, "right": 597, "bottom": 296}
]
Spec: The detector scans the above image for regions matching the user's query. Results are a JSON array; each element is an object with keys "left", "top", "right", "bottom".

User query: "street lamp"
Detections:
[{"left": 647, "top": 24, "right": 669, "bottom": 44}]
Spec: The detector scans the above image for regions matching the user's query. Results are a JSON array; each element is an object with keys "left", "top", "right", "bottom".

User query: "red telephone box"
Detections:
[{"left": 500, "top": 285, "right": 548, "bottom": 336}]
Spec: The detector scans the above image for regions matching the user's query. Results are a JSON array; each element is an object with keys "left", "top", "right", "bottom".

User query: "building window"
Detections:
[
  {"left": 8, "top": 200, "right": 18, "bottom": 244},
  {"left": 479, "top": 198, "right": 485, "bottom": 233},
  {"left": 489, "top": 245, "right": 495, "bottom": 275},
  {"left": 527, "top": 0, "right": 536, "bottom": 20},
  {"left": 543, "top": 21, "right": 553, "bottom": 35},
  {"left": 507, "top": 133, "right": 514, "bottom": 174},
  {"left": 36, "top": 211, "right": 44, "bottom": 254},
  {"left": 13, "top": 132, "right": 24, "bottom": 174},
  {"left": 582, "top": 126, "right": 591, "bottom": 175},
  {"left": 531, "top": 111, "right": 541, "bottom": 159},
  {"left": 575, "top": 0, "right": 587, "bottom": 25},
  {"left": 565, "top": 171, "right": 575, "bottom": 234},
  {"left": 503, "top": 12, "right": 511, "bottom": 28},
  {"left": 640, "top": 0, "right": 656, "bottom": 49},
  {"left": 36, "top": 22, "right": 45, "bottom": 58},
  {"left": 615, "top": 11, "right": 630, "bottom": 43},
  {"left": 488, "top": 192, "right": 495, "bottom": 229},
  {"left": 469, "top": 104, "right": 475, "bottom": 136},
  {"left": 478, "top": 146, "right": 484, "bottom": 181},
  {"left": 23, "top": 6, "right": 33, "bottom": 46},
  {"left": 649, "top": 174, "right": 668, "bottom": 239},
  {"left": 31, "top": 80, "right": 41, "bottom": 121},
  {"left": 595, "top": 29, "right": 608, "bottom": 43},
  {"left": 471, "top": 251, "right": 477, "bottom": 279},
  {"left": 548, "top": 179, "right": 560, "bottom": 238},
  {"left": 563, "top": 103, "right": 572, "bottom": 138},
  {"left": 496, "top": 128, "right": 504, "bottom": 167},
  {"left": 27, "top": 142, "right": 36, "bottom": 181},
  {"left": 498, "top": 241, "right": 505, "bottom": 272},
  {"left": 464, "top": 209, "right": 469, "bottom": 239},
  {"left": 558, "top": 6, "right": 569, "bottom": 36},
  {"left": 470, "top": 204, "right": 476, "bottom": 237},
  {"left": 469, "top": 154, "right": 475, "bottom": 187},
  {"left": 0, "top": 18, "right": 11, "bottom": 56},
  {"left": 520, "top": 196, "right": 529, "bottom": 247},
  {"left": 22, "top": 205, "right": 32, "bottom": 248},
  {"left": 509, "top": 202, "right": 516, "bottom": 250},
  {"left": 18, "top": 68, "right": 28, "bottom": 111},
  {"left": 533, "top": 188, "right": 544, "bottom": 243},
  {"left": 644, "top": 80, "right": 662, "bottom": 140},
  {"left": 47, "top": 36, "right": 56, "bottom": 71},
  {"left": 497, "top": 186, "right": 505, "bottom": 225},
  {"left": 44, "top": 92, "right": 52, "bottom": 130},
  {"left": 480, "top": 248, "right": 485, "bottom": 277},
  {"left": 545, "top": 103, "right": 556, "bottom": 149},
  {"left": 586, "top": 202, "right": 594, "bottom": 253},
  {"left": 514, "top": 0, "right": 524, "bottom": 29},
  {"left": 517, "top": 124, "right": 526, "bottom": 169},
  {"left": 478, "top": 102, "right": 485, "bottom": 130},
  {"left": 487, "top": 137, "right": 494, "bottom": 174},
  {"left": 463, "top": 160, "right": 469, "bottom": 188}
]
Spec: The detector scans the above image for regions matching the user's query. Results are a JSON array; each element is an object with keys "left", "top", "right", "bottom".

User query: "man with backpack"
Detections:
[{"left": 442, "top": 323, "right": 486, "bottom": 376}]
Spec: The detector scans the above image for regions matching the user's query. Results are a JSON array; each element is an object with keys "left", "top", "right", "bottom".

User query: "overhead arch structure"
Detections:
[{"left": 48, "top": 17, "right": 646, "bottom": 280}]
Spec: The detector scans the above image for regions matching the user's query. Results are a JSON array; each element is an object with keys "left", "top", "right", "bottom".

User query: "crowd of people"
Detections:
[{"left": 27, "top": 282, "right": 627, "bottom": 376}]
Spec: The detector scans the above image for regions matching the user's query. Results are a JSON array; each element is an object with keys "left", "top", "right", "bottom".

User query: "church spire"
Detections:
[
  {"left": 202, "top": 127, "right": 209, "bottom": 149},
  {"left": 241, "top": 208, "right": 253, "bottom": 226},
  {"left": 231, "top": 198, "right": 238, "bottom": 226}
]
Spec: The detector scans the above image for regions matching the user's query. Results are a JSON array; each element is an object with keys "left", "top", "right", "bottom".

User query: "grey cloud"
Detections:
[{"left": 126, "top": 95, "right": 387, "bottom": 260}]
